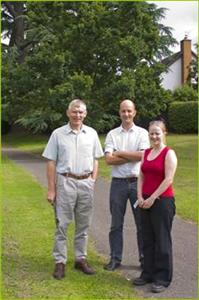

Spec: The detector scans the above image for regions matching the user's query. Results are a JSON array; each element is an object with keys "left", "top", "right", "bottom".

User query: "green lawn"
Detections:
[
  {"left": 2, "top": 131, "right": 49, "bottom": 153},
  {"left": 2, "top": 131, "right": 198, "bottom": 298},
  {"left": 1, "top": 158, "right": 136, "bottom": 299},
  {"left": 3, "top": 131, "right": 198, "bottom": 222},
  {"left": 166, "top": 135, "right": 198, "bottom": 222}
]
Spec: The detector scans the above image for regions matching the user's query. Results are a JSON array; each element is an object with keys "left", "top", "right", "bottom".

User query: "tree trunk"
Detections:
[{"left": 4, "top": 1, "right": 25, "bottom": 62}]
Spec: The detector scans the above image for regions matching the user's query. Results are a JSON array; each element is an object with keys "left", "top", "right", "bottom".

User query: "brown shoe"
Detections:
[
  {"left": 53, "top": 263, "right": 65, "bottom": 280},
  {"left": 74, "top": 259, "right": 95, "bottom": 275}
]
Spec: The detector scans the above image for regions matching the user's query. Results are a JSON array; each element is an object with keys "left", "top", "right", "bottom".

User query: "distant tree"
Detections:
[
  {"left": 1, "top": 1, "right": 30, "bottom": 133},
  {"left": 2, "top": 1, "right": 177, "bottom": 133}
]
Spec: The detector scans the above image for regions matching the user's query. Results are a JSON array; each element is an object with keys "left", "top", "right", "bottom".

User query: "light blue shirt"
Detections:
[
  {"left": 42, "top": 123, "right": 104, "bottom": 174},
  {"left": 105, "top": 124, "right": 150, "bottom": 177}
]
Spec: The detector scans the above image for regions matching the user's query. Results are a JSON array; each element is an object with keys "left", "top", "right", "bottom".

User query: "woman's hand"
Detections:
[
  {"left": 142, "top": 196, "right": 155, "bottom": 209},
  {"left": 138, "top": 197, "right": 145, "bottom": 208}
]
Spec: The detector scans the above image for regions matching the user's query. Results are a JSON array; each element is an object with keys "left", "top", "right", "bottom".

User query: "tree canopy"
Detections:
[{"left": 2, "top": 1, "right": 177, "bottom": 133}]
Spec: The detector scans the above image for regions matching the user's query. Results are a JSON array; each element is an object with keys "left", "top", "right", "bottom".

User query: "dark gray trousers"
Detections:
[{"left": 109, "top": 178, "right": 143, "bottom": 264}]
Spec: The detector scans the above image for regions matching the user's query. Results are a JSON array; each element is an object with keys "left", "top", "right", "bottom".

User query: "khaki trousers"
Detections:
[{"left": 53, "top": 174, "right": 95, "bottom": 264}]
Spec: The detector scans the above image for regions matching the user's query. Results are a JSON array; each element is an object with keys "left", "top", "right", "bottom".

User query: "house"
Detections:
[{"left": 161, "top": 36, "right": 197, "bottom": 91}]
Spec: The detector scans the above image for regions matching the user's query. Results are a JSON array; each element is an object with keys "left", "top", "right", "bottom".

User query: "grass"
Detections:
[
  {"left": 166, "top": 135, "right": 198, "bottom": 222},
  {"left": 2, "top": 131, "right": 49, "bottom": 154},
  {"left": 1, "top": 157, "right": 136, "bottom": 299},
  {"left": 3, "top": 131, "right": 198, "bottom": 222}
]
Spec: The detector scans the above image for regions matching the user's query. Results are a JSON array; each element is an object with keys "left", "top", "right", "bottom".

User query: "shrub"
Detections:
[
  {"left": 172, "top": 84, "right": 198, "bottom": 102},
  {"left": 168, "top": 101, "right": 198, "bottom": 133}
]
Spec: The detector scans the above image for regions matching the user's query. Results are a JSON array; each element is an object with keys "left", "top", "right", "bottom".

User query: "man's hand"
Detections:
[
  {"left": 47, "top": 190, "right": 56, "bottom": 205},
  {"left": 112, "top": 151, "right": 123, "bottom": 157},
  {"left": 46, "top": 160, "right": 56, "bottom": 205},
  {"left": 113, "top": 150, "right": 142, "bottom": 162},
  {"left": 105, "top": 152, "right": 129, "bottom": 165}
]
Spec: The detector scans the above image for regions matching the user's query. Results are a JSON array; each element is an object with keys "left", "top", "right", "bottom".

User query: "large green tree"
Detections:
[{"left": 2, "top": 1, "right": 176, "bottom": 133}]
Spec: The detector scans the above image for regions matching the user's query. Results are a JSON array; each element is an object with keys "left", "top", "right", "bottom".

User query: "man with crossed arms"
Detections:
[{"left": 104, "top": 99, "right": 149, "bottom": 271}]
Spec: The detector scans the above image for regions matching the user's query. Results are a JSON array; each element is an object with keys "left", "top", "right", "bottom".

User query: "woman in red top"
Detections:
[{"left": 133, "top": 120, "right": 177, "bottom": 293}]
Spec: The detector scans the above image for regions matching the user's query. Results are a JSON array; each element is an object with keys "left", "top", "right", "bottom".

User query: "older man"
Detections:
[
  {"left": 42, "top": 99, "right": 103, "bottom": 279},
  {"left": 104, "top": 99, "right": 150, "bottom": 271}
]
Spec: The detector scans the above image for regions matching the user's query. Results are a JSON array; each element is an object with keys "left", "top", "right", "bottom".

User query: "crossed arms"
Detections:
[{"left": 105, "top": 150, "right": 143, "bottom": 165}]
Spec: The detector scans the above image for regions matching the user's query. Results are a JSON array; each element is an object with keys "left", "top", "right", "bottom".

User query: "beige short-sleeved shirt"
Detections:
[
  {"left": 42, "top": 123, "right": 104, "bottom": 175},
  {"left": 105, "top": 124, "right": 150, "bottom": 177}
]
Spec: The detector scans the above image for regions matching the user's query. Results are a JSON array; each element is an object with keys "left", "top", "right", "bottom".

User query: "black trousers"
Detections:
[{"left": 140, "top": 196, "right": 176, "bottom": 287}]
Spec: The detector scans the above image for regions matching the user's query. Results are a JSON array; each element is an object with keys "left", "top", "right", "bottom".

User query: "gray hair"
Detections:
[{"left": 68, "top": 99, "right": 87, "bottom": 111}]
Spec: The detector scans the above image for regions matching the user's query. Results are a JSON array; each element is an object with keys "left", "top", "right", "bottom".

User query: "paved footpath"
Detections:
[{"left": 2, "top": 147, "right": 198, "bottom": 299}]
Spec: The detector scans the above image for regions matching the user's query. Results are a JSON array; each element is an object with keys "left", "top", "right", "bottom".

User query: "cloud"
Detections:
[{"left": 150, "top": 1, "right": 198, "bottom": 51}]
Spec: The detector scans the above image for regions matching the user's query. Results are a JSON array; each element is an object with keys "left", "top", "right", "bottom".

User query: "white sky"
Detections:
[{"left": 149, "top": 1, "right": 198, "bottom": 53}]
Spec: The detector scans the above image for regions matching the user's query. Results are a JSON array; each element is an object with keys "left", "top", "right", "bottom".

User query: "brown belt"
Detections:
[
  {"left": 112, "top": 177, "right": 137, "bottom": 182},
  {"left": 60, "top": 172, "right": 92, "bottom": 180}
]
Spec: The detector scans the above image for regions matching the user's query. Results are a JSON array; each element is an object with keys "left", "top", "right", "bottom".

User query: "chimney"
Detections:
[{"left": 180, "top": 36, "right": 192, "bottom": 84}]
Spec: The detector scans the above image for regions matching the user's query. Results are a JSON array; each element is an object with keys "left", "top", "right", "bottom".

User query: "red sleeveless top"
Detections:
[{"left": 141, "top": 146, "right": 174, "bottom": 197}]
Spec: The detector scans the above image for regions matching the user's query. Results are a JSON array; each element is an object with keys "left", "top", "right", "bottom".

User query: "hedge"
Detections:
[{"left": 168, "top": 101, "right": 198, "bottom": 133}]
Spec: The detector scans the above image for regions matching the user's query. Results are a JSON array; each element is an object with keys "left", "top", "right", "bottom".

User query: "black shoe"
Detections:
[
  {"left": 133, "top": 277, "right": 152, "bottom": 286},
  {"left": 104, "top": 260, "right": 121, "bottom": 271},
  {"left": 151, "top": 283, "right": 166, "bottom": 293}
]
